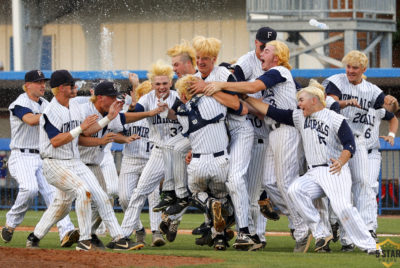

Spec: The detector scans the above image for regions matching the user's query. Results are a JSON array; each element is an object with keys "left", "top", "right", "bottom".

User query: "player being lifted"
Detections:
[
  {"left": 189, "top": 35, "right": 256, "bottom": 251},
  {"left": 164, "top": 74, "right": 242, "bottom": 250},
  {"left": 202, "top": 40, "right": 309, "bottom": 252}
]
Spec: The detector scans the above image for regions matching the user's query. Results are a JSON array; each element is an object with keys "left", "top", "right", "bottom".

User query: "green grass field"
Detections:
[{"left": 0, "top": 210, "right": 399, "bottom": 268}]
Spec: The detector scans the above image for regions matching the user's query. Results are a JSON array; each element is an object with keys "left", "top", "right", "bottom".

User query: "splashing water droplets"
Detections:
[{"left": 100, "top": 26, "right": 114, "bottom": 77}]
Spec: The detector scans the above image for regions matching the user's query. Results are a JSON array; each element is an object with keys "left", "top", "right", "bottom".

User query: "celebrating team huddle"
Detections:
[{"left": 1, "top": 26, "right": 398, "bottom": 255}]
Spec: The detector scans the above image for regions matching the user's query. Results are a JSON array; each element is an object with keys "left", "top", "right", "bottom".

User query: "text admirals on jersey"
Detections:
[
  {"left": 125, "top": 125, "right": 150, "bottom": 138},
  {"left": 304, "top": 117, "right": 329, "bottom": 136},
  {"left": 342, "top": 93, "right": 372, "bottom": 111},
  {"left": 60, "top": 120, "right": 80, "bottom": 132},
  {"left": 152, "top": 114, "right": 179, "bottom": 125}
]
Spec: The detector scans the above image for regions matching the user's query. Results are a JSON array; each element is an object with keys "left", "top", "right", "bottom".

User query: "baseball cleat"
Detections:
[
  {"left": 26, "top": 232, "right": 40, "bottom": 249},
  {"left": 192, "top": 222, "right": 209, "bottom": 235},
  {"left": 91, "top": 234, "right": 105, "bottom": 249},
  {"left": 165, "top": 197, "right": 189, "bottom": 215},
  {"left": 153, "top": 191, "right": 176, "bottom": 212},
  {"left": 314, "top": 235, "right": 333, "bottom": 252},
  {"left": 76, "top": 239, "right": 99, "bottom": 251},
  {"left": 61, "top": 228, "right": 80, "bottom": 248},
  {"left": 210, "top": 200, "right": 225, "bottom": 233},
  {"left": 341, "top": 243, "right": 355, "bottom": 252},
  {"left": 151, "top": 231, "right": 166, "bottom": 247},
  {"left": 293, "top": 233, "right": 312, "bottom": 253},
  {"left": 213, "top": 235, "right": 228, "bottom": 251},
  {"left": 248, "top": 234, "right": 264, "bottom": 251},
  {"left": 233, "top": 232, "right": 255, "bottom": 251},
  {"left": 135, "top": 228, "right": 146, "bottom": 245},
  {"left": 113, "top": 237, "right": 144, "bottom": 251},
  {"left": 316, "top": 242, "right": 332, "bottom": 253},
  {"left": 166, "top": 220, "right": 180, "bottom": 242},
  {"left": 1, "top": 226, "right": 14, "bottom": 243},
  {"left": 258, "top": 198, "right": 280, "bottom": 221},
  {"left": 195, "top": 230, "right": 213, "bottom": 247}
]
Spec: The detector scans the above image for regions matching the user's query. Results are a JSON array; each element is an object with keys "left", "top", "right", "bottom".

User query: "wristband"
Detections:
[
  {"left": 388, "top": 132, "right": 396, "bottom": 138},
  {"left": 98, "top": 117, "right": 111, "bottom": 128},
  {"left": 69, "top": 126, "right": 82, "bottom": 138}
]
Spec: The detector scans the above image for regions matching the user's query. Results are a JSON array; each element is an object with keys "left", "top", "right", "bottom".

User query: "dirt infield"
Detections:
[{"left": 0, "top": 246, "right": 223, "bottom": 268}]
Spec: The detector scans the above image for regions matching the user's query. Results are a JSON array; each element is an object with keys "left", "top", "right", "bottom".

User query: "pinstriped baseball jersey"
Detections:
[
  {"left": 39, "top": 98, "right": 82, "bottom": 159},
  {"left": 77, "top": 102, "right": 125, "bottom": 165},
  {"left": 194, "top": 66, "right": 249, "bottom": 128},
  {"left": 247, "top": 92, "right": 270, "bottom": 139},
  {"left": 260, "top": 66, "right": 298, "bottom": 125},
  {"left": 123, "top": 119, "right": 152, "bottom": 159},
  {"left": 292, "top": 108, "right": 347, "bottom": 165},
  {"left": 9, "top": 93, "right": 48, "bottom": 150},
  {"left": 74, "top": 96, "right": 90, "bottom": 104},
  {"left": 138, "top": 90, "right": 182, "bottom": 147},
  {"left": 325, "top": 96, "right": 336, "bottom": 109},
  {"left": 325, "top": 74, "right": 383, "bottom": 136},
  {"left": 365, "top": 108, "right": 392, "bottom": 150},
  {"left": 235, "top": 50, "right": 263, "bottom": 81},
  {"left": 177, "top": 96, "right": 228, "bottom": 154}
]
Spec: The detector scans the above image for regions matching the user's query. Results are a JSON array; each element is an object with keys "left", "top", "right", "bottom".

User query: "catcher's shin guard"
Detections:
[{"left": 190, "top": 192, "right": 209, "bottom": 213}]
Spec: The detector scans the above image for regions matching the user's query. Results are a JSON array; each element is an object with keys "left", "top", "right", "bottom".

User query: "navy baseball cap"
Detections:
[
  {"left": 94, "top": 81, "right": 119, "bottom": 96},
  {"left": 50, "top": 70, "right": 76, "bottom": 88},
  {"left": 256, "top": 27, "right": 277, "bottom": 43},
  {"left": 25, "top": 70, "right": 49, "bottom": 83}
]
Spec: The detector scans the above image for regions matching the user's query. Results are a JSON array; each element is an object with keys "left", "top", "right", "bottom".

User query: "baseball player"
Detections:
[
  {"left": 364, "top": 107, "right": 398, "bottom": 239},
  {"left": 189, "top": 35, "right": 255, "bottom": 250},
  {"left": 155, "top": 40, "right": 199, "bottom": 242},
  {"left": 118, "top": 79, "right": 163, "bottom": 245},
  {"left": 26, "top": 70, "right": 143, "bottom": 251},
  {"left": 153, "top": 40, "right": 196, "bottom": 213},
  {"left": 324, "top": 50, "right": 398, "bottom": 251},
  {"left": 77, "top": 80, "right": 148, "bottom": 248},
  {"left": 2, "top": 70, "right": 77, "bottom": 248},
  {"left": 120, "top": 60, "right": 181, "bottom": 246},
  {"left": 234, "top": 26, "right": 277, "bottom": 250},
  {"left": 168, "top": 74, "right": 241, "bottom": 250},
  {"left": 203, "top": 40, "right": 309, "bottom": 251}
]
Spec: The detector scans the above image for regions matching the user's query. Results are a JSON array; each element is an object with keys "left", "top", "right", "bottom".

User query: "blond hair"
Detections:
[
  {"left": 296, "top": 79, "right": 326, "bottom": 107},
  {"left": 135, "top": 80, "right": 153, "bottom": 100},
  {"left": 167, "top": 40, "right": 197, "bottom": 67},
  {"left": 175, "top": 75, "right": 198, "bottom": 100},
  {"left": 90, "top": 95, "right": 97, "bottom": 103},
  {"left": 342, "top": 50, "right": 368, "bottom": 69},
  {"left": 147, "top": 60, "right": 174, "bottom": 82},
  {"left": 192, "top": 36, "right": 221, "bottom": 58},
  {"left": 267, "top": 40, "right": 292, "bottom": 70},
  {"left": 22, "top": 84, "right": 27, "bottom": 92},
  {"left": 51, "top": 87, "right": 59, "bottom": 96}
]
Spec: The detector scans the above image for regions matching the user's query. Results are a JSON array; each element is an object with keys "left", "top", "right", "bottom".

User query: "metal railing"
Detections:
[{"left": 247, "top": 0, "right": 395, "bottom": 21}]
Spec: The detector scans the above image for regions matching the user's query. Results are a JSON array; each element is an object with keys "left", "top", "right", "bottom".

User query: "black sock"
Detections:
[
  {"left": 239, "top": 227, "right": 250, "bottom": 234},
  {"left": 259, "top": 190, "right": 267, "bottom": 200}
]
